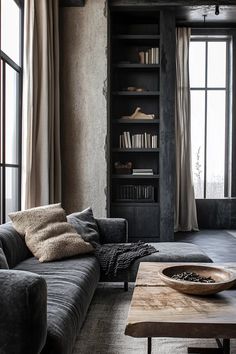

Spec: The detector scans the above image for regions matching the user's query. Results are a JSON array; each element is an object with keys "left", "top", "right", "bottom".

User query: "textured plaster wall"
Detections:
[{"left": 60, "top": 0, "right": 107, "bottom": 217}]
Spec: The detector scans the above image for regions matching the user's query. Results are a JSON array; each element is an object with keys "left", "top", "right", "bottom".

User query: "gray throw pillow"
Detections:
[
  {"left": 0, "top": 248, "right": 9, "bottom": 269},
  {"left": 67, "top": 207, "right": 100, "bottom": 244}
]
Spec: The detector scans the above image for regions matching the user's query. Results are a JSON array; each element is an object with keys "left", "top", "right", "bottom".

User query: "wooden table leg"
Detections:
[
  {"left": 188, "top": 338, "right": 230, "bottom": 354},
  {"left": 148, "top": 337, "right": 152, "bottom": 354}
]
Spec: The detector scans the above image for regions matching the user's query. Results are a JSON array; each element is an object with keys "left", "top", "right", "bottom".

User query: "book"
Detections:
[{"left": 133, "top": 168, "right": 154, "bottom": 176}]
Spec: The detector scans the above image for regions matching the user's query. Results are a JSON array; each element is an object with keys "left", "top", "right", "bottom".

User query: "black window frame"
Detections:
[
  {"left": 190, "top": 29, "right": 234, "bottom": 199},
  {"left": 0, "top": 0, "right": 24, "bottom": 223}
]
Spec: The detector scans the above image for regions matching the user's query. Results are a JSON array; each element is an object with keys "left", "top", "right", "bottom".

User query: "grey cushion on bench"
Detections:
[
  {"left": 100, "top": 242, "right": 213, "bottom": 282},
  {"left": 129, "top": 242, "right": 212, "bottom": 281}
]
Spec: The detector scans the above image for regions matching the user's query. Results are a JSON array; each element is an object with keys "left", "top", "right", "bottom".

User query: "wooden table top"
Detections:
[{"left": 125, "top": 262, "right": 236, "bottom": 339}]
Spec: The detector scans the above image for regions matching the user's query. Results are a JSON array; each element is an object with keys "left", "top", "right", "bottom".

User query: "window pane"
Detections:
[
  {"left": 206, "top": 90, "right": 226, "bottom": 198},
  {"left": 0, "top": 60, "right": 3, "bottom": 164},
  {"left": 208, "top": 42, "right": 226, "bottom": 88},
  {"left": 189, "top": 41, "right": 206, "bottom": 88},
  {"left": 5, "top": 64, "right": 19, "bottom": 165},
  {"left": 191, "top": 90, "right": 205, "bottom": 198},
  {"left": 5, "top": 167, "right": 19, "bottom": 220},
  {"left": 1, "top": 0, "right": 20, "bottom": 65}
]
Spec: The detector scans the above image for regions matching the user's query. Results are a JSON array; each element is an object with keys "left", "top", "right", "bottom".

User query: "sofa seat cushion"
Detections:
[
  {"left": 15, "top": 255, "right": 100, "bottom": 354},
  {"left": 100, "top": 242, "right": 212, "bottom": 282}
]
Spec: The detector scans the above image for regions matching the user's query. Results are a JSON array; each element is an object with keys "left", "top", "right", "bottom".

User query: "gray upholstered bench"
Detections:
[
  {"left": 126, "top": 242, "right": 212, "bottom": 282},
  {"left": 97, "top": 218, "right": 213, "bottom": 289},
  {"left": 100, "top": 241, "right": 213, "bottom": 290}
]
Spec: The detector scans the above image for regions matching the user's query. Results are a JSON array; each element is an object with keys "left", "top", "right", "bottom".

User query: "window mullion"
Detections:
[
  {"left": 2, "top": 62, "right": 6, "bottom": 223},
  {"left": 224, "top": 39, "right": 231, "bottom": 197},
  {"left": 204, "top": 41, "right": 208, "bottom": 199}
]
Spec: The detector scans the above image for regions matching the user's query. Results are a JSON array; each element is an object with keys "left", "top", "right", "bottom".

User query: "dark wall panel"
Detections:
[
  {"left": 159, "top": 10, "right": 176, "bottom": 241},
  {"left": 196, "top": 199, "right": 236, "bottom": 229}
]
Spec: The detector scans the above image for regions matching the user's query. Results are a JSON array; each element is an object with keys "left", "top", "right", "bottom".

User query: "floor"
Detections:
[{"left": 176, "top": 229, "right": 236, "bottom": 262}]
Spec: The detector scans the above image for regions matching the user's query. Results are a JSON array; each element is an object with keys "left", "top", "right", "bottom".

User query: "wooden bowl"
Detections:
[{"left": 159, "top": 265, "right": 236, "bottom": 296}]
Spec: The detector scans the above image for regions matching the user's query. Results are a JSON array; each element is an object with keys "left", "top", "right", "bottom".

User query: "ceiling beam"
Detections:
[
  {"left": 60, "top": 0, "right": 85, "bottom": 7},
  {"left": 110, "top": 0, "right": 236, "bottom": 6}
]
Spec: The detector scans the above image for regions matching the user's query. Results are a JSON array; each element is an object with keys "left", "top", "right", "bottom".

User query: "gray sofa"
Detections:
[{"left": 0, "top": 218, "right": 212, "bottom": 354}]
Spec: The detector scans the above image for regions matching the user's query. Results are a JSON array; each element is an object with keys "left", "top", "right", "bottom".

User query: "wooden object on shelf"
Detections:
[
  {"left": 114, "top": 161, "right": 132, "bottom": 174},
  {"left": 121, "top": 107, "right": 155, "bottom": 120}
]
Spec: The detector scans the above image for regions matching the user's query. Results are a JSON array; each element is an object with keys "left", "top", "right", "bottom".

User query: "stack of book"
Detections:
[
  {"left": 132, "top": 169, "right": 153, "bottom": 175},
  {"left": 116, "top": 185, "right": 154, "bottom": 201},
  {"left": 139, "top": 48, "right": 159, "bottom": 64},
  {"left": 119, "top": 132, "right": 158, "bottom": 149}
]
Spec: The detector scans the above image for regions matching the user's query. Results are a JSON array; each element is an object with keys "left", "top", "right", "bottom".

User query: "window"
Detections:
[
  {"left": 0, "top": 0, "right": 23, "bottom": 223},
  {"left": 189, "top": 37, "right": 231, "bottom": 199}
]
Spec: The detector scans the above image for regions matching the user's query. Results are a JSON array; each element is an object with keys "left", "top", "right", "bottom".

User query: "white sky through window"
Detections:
[{"left": 190, "top": 39, "right": 227, "bottom": 199}]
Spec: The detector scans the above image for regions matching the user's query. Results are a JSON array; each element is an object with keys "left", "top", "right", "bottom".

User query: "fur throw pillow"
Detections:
[{"left": 9, "top": 204, "right": 94, "bottom": 262}]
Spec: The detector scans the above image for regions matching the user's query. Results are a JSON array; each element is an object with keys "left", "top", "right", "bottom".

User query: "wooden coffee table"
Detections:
[{"left": 125, "top": 262, "right": 236, "bottom": 354}]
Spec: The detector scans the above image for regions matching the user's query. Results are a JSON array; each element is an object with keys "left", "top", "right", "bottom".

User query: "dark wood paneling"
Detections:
[
  {"left": 196, "top": 199, "right": 236, "bottom": 229},
  {"left": 111, "top": 204, "right": 160, "bottom": 239},
  {"left": 159, "top": 10, "right": 176, "bottom": 242}
]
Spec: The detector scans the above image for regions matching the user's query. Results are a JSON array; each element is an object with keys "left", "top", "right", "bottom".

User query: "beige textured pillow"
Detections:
[{"left": 9, "top": 204, "right": 94, "bottom": 262}]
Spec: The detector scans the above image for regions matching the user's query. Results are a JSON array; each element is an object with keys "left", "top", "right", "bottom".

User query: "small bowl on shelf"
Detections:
[{"left": 158, "top": 264, "right": 236, "bottom": 296}]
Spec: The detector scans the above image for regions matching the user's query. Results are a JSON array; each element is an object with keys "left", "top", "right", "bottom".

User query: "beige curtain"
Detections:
[
  {"left": 175, "top": 27, "right": 198, "bottom": 232},
  {"left": 22, "top": 0, "right": 61, "bottom": 209}
]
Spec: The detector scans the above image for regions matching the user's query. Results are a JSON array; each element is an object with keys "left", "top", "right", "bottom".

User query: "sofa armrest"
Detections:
[
  {"left": 0, "top": 270, "right": 47, "bottom": 354},
  {"left": 95, "top": 218, "right": 128, "bottom": 244}
]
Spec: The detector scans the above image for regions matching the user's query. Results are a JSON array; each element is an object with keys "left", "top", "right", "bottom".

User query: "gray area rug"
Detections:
[{"left": 73, "top": 284, "right": 236, "bottom": 354}]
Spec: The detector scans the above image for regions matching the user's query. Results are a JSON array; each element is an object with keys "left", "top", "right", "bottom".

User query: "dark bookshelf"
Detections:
[
  {"left": 112, "top": 91, "right": 160, "bottom": 96},
  {"left": 112, "top": 148, "right": 160, "bottom": 152},
  {"left": 112, "top": 118, "right": 160, "bottom": 124},
  {"left": 108, "top": 6, "right": 176, "bottom": 242},
  {"left": 112, "top": 175, "right": 160, "bottom": 179},
  {"left": 113, "top": 34, "right": 160, "bottom": 40},
  {"left": 113, "top": 63, "right": 160, "bottom": 69}
]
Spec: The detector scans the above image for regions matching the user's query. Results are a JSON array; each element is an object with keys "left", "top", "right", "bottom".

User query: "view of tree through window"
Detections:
[
  {"left": 0, "top": 0, "right": 22, "bottom": 223},
  {"left": 189, "top": 38, "right": 230, "bottom": 199}
]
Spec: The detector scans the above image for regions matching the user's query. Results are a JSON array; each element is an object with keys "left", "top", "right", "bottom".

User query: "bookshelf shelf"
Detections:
[
  {"left": 113, "top": 63, "right": 160, "bottom": 69},
  {"left": 112, "top": 148, "right": 159, "bottom": 152},
  {"left": 113, "top": 34, "right": 160, "bottom": 40},
  {"left": 113, "top": 119, "right": 160, "bottom": 124},
  {"left": 112, "top": 91, "right": 160, "bottom": 96},
  {"left": 112, "top": 175, "right": 160, "bottom": 179},
  {"left": 111, "top": 202, "right": 159, "bottom": 207}
]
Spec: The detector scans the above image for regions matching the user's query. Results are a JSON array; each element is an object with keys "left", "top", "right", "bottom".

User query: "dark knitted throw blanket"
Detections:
[{"left": 93, "top": 241, "right": 157, "bottom": 277}]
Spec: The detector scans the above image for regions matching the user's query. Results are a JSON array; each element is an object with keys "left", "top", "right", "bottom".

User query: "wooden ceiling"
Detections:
[
  {"left": 174, "top": 5, "right": 236, "bottom": 25},
  {"left": 61, "top": 0, "right": 236, "bottom": 26}
]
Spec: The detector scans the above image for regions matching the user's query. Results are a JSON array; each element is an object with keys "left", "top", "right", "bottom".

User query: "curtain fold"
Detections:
[
  {"left": 22, "top": 0, "right": 61, "bottom": 209},
  {"left": 175, "top": 27, "right": 198, "bottom": 232}
]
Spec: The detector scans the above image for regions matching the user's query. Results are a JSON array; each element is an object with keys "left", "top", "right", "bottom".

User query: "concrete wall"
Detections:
[{"left": 60, "top": 0, "right": 107, "bottom": 217}]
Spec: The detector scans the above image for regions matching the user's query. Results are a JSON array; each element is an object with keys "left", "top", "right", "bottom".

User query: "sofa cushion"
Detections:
[
  {"left": 15, "top": 255, "right": 100, "bottom": 354},
  {"left": 67, "top": 207, "right": 100, "bottom": 243},
  {"left": 0, "top": 223, "right": 31, "bottom": 268},
  {"left": 0, "top": 248, "right": 9, "bottom": 269},
  {"left": 9, "top": 204, "right": 94, "bottom": 262}
]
